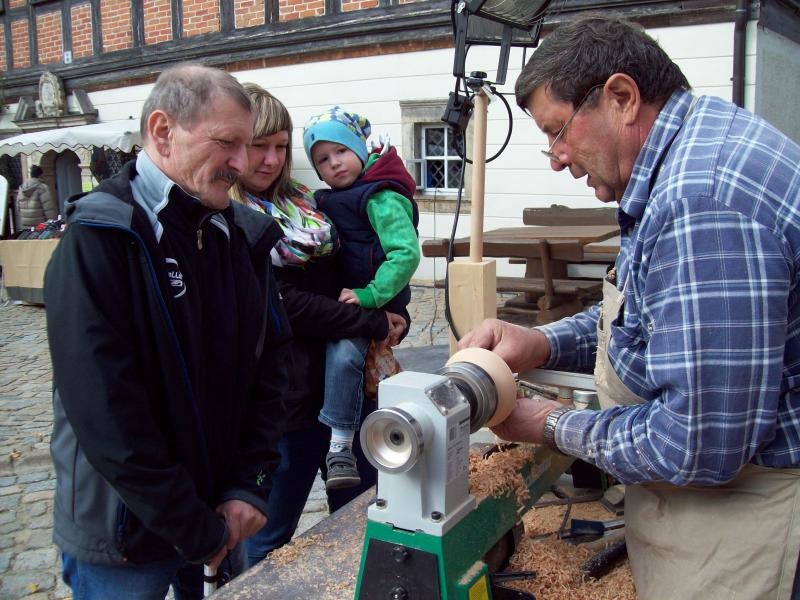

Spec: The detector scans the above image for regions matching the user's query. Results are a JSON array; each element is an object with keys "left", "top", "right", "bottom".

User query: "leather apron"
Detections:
[{"left": 594, "top": 272, "right": 800, "bottom": 599}]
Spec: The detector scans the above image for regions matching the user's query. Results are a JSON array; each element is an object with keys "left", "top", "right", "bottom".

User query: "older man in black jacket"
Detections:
[{"left": 44, "top": 64, "right": 290, "bottom": 600}]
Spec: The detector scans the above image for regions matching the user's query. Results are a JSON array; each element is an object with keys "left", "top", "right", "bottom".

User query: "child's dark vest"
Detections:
[{"left": 316, "top": 178, "right": 419, "bottom": 317}]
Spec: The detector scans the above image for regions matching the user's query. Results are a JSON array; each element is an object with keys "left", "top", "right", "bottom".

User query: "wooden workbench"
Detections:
[{"left": 211, "top": 490, "right": 371, "bottom": 599}]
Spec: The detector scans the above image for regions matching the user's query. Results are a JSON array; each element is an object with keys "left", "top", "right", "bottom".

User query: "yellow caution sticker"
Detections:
[{"left": 468, "top": 575, "right": 489, "bottom": 600}]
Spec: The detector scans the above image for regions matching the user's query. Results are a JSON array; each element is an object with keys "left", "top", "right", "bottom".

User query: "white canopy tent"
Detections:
[
  {"left": 0, "top": 120, "right": 142, "bottom": 157},
  {"left": 0, "top": 120, "right": 142, "bottom": 234}
]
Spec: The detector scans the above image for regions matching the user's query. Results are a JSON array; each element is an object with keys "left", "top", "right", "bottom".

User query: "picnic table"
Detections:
[{"left": 421, "top": 224, "right": 620, "bottom": 323}]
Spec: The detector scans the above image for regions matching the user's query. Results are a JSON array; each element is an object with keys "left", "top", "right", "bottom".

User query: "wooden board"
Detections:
[
  {"left": 212, "top": 490, "right": 373, "bottom": 599},
  {"left": 523, "top": 205, "right": 618, "bottom": 227},
  {"left": 495, "top": 276, "right": 602, "bottom": 296},
  {"left": 421, "top": 226, "right": 619, "bottom": 261}
]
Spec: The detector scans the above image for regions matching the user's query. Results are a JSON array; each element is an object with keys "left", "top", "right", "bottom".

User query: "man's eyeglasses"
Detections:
[{"left": 541, "top": 84, "right": 604, "bottom": 162}]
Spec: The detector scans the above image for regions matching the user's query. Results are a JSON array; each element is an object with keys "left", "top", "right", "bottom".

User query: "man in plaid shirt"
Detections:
[{"left": 461, "top": 15, "right": 800, "bottom": 600}]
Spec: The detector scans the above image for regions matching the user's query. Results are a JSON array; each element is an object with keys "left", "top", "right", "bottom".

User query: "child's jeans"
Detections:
[{"left": 320, "top": 336, "right": 371, "bottom": 431}]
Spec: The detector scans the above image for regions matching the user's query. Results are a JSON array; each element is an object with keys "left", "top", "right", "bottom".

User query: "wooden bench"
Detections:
[
  {"left": 433, "top": 276, "right": 601, "bottom": 297},
  {"left": 421, "top": 221, "right": 618, "bottom": 323},
  {"left": 421, "top": 236, "right": 585, "bottom": 262},
  {"left": 495, "top": 276, "right": 600, "bottom": 297},
  {"left": 582, "top": 241, "right": 619, "bottom": 265},
  {"left": 513, "top": 240, "right": 618, "bottom": 266},
  {"left": 508, "top": 205, "right": 619, "bottom": 269},
  {"left": 523, "top": 204, "right": 618, "bottom": 227},
  {"left": 423, "top": 236, "right": 603, "bottom": 323}
]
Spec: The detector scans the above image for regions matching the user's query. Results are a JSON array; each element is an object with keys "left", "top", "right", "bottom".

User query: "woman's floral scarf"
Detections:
[{"left": 245, "top": 181, "right": 337, "bottom": 267}]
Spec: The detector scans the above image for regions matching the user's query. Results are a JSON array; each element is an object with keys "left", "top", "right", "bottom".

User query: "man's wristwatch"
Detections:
[{"left": 542, "top": 406, "right": 573, "bottom": 455}]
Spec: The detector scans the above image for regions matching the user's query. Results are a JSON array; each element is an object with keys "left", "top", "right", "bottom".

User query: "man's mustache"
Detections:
[{"left": 214, "top": 170, "right": 238, "bottom": 185}]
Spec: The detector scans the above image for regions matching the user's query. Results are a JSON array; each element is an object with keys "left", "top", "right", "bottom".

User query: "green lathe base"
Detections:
[{"left": 355, "top": 447, "right": 573, "bottom": 600}]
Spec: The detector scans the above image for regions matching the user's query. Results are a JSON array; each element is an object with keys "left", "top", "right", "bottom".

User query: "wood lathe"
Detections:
[
  {"left": 212, "top": 350, "right": 597, "bottom": 600},
  {"left": 355, "top": 348, "right": 596, "bottom": 600}
]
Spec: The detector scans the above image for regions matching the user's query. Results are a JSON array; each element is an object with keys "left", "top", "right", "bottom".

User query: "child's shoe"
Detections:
[{"left": 325, "top": 447, "right": 361, "bottom": 490}]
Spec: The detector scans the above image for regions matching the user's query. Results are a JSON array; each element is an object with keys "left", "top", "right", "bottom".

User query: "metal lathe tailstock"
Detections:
[
  {"left": 354, "top": 347, "right": 595, "bottom": 600},
  {"left": 210, "top": 348, "right": 597, "bottom": 600}
]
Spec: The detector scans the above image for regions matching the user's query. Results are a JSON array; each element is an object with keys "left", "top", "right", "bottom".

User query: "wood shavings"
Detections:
[
  {"left": 468, "top": 445, "right": 535, "bottom": 504},
  {"left": 265, "top": 533, "right": 325, "bottom": 565},
  {"left": 459, "top": 560, "right": 487, "bottom": 586},
  {"left": 467, "top": 442, "right": 635, "bottom": 597},
  {"left": 505, "top": 535, "right": 636, "bottom": 600},
  {"left": 505, "top": 502, "right": 637, "bottom": 599},
  {"left": 523, "top": 503, "right": 616, "bottom": 537}
]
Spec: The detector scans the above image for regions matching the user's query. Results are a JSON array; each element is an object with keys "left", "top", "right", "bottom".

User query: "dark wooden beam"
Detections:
[
  {"left": 3, "top": 2, "right": 451, "bottom": 95},
  {"left": 27, "top": 2, "right": 37, "bottom": 67},
  {"left": 61, "top": 1, "right": 71, "bottom": 59},
  {"left": 0, "top": 0, "right": 747, "bottom": 97},
  {"left": 171, "top": 0, "right": 181, "bottom": 42},
  {"left": 266, "top": 0, "right": 279, "bottom": 23},
  {"left": 2, "top": 13, "right": 11, "bottom": 71},
  {"left": 90, "top": 0, "right": 100, "bottom": 56},
  {"left": 131, "top": 0, "right": 143, "bottom": 48},
  {"left": 220, "top": 0, "right": 234, "bottom": 33}
]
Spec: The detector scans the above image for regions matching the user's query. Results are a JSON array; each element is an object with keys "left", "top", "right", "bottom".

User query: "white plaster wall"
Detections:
[{"left": 74, "top": 20, "right": 750, "bottom": 282}]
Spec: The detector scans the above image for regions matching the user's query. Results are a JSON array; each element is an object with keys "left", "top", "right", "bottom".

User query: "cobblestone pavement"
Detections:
[
  {"left": 0, "top": 282, "right": 537, "bottom": 599},
  {"left": 0, "top": 284, "right": 472, "bottom": 600}
]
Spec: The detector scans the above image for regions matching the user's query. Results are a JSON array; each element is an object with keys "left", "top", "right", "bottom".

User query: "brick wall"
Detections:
[
  {"left": 342, "top": 0, "right": 378, "bottom": 12},
  {"left": 235, "top": 0, "right": 266, "bottom": 29},
  {"left": 0, "top": 0, "right": 432, "bottom": 72},
  {"left": 71, "top": 3, "right": 94, "bottom": 59},
  {"left": 100, "top": 0, "right": 133, "bottom": 52},
  {"left": 10, "top": 19, "right": 30, "bottom": 69},
  {"left": 144, "top": 0, "right": 173, "bottom": 45},
  {"left": 279, "top": 0, "right": 324, "bottom": 22},
  {"left": 183, "top": 0, "right": 220, "bottom": 37},
  {"left": 36, "top": 11, "right": 64, "bottom": 65}
]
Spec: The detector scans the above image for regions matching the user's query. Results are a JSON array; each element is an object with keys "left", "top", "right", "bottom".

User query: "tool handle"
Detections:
[
  {"left": 204, "top": 564, "right": 218, "bottom": 597},
  {"left": 581, "top": 538, "right": 628, "bottom": 579}
]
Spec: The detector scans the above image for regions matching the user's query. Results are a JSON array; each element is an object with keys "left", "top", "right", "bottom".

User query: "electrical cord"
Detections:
[
  {"left": 444, "top": 153, "right": 468, "bottom": 341},
  {"left": 454, "top": 83, "right": 515, "bottom": 166}
]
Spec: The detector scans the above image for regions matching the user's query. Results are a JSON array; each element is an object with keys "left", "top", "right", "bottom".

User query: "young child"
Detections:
[{"left": 303, "top": 106, "right": 420, "bottom": 489}]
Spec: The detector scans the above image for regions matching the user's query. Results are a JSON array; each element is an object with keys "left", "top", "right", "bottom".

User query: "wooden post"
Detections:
[
  {"left": 447, "top": 87, "right": 497, "bottom": 354},
  {"left": 535, "top": 239, "right": 582, "bottom": 323},
  {"left": 468, "top": 91, "right": 487, "bottom": 263}
]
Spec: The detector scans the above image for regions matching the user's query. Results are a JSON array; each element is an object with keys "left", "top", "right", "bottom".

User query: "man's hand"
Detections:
[
  {"left": 216, "top": 499, "right": 267, "bottom": 551},
  {"left": 207, "top": 541, "right": 229, "bottom": 571},
  {"left": 490, "top": 397, "right": 563, "bottom": 444},
  {"left": 458, "top": 318, "right": 550, "bottom": 373},
  {"left": 339, "top": 288, "right": 360, "bottom": 305},
  {"left": 383, "top": 312, "right": 407, "bottom": 348}
]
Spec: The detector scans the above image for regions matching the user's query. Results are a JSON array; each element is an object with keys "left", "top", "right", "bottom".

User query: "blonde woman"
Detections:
[{"left": 231, "top": 84, "right": 405, "bottom": 568}]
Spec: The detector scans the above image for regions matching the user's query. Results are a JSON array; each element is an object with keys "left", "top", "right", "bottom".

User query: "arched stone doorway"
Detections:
[{"left": 40, "top": 150, "right": 82, "bottom": 216}]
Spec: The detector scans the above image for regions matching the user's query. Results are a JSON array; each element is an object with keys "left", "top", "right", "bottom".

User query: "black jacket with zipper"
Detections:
[
  {"left": 44, "top": 161, "right": 290, "bottom": 566},
  {"left": 275, "top": 254, "right": 389, "bottom": 430}
]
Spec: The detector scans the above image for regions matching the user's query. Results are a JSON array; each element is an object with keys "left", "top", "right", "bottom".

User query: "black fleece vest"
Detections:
[{"left": 316, "top": 178, "right": 418, "bottom": 316}]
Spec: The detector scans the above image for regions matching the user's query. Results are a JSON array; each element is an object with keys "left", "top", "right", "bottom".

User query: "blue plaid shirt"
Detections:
[{"left": 541, "top": 89, "right": 800, "bottom": 485}]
